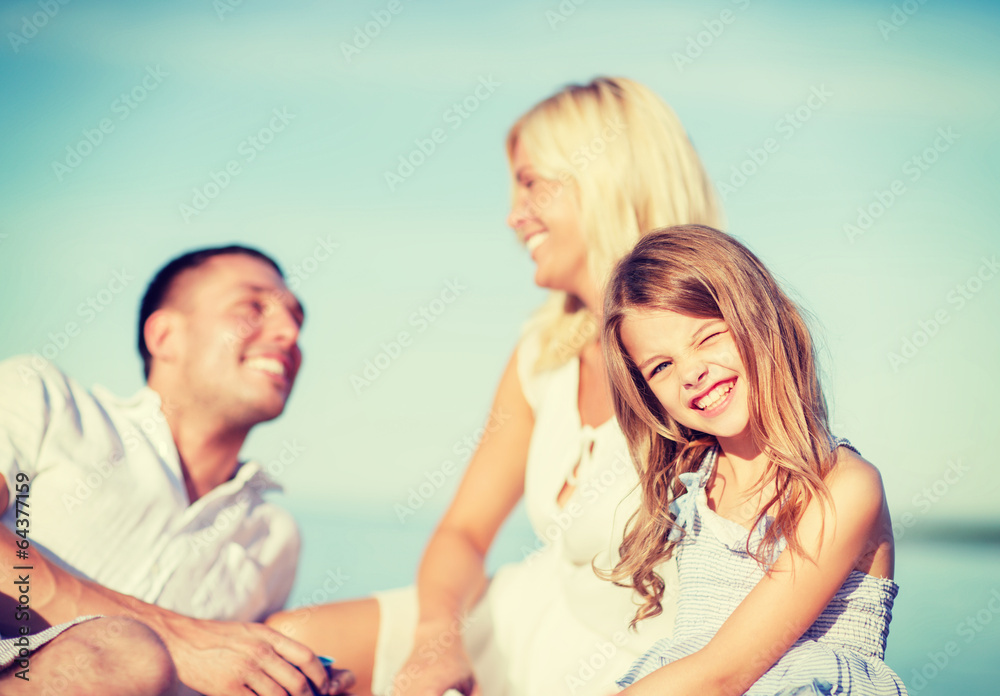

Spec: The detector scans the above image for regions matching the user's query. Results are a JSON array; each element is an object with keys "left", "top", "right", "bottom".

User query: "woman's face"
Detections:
[{"left": 507, "top": 139, "right": 591, "bottom": 297}]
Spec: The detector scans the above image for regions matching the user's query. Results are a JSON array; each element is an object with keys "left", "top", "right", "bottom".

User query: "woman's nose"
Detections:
[{"left": 507, "top": 190, "right": 531, "bottom": 231}]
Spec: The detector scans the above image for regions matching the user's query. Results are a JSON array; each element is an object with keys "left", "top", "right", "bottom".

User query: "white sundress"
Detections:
[{"left": 371, "top": 329, "right": 679, "bottom": 696}]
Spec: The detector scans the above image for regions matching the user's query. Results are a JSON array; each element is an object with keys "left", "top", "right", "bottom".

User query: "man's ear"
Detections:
[{"left": 144, "top": 308, "right": 182, "bottom": 366}]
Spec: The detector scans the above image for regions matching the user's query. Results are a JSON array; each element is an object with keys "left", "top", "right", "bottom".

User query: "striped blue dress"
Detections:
[{"left": 617, "top": 446, "right": 907, "bottom": 695}]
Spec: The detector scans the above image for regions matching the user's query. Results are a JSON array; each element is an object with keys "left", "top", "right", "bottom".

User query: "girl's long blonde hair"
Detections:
[
  {"left": 602, "top": 225, "right": 838, "bottom": 626},
  {"left": 507, "top": 77, "right": 722, "bottom": 371}
]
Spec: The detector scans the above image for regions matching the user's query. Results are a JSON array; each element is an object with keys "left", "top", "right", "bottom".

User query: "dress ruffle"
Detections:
[{"left": 618, "top": 441, "right": 906, "bottom": 695}]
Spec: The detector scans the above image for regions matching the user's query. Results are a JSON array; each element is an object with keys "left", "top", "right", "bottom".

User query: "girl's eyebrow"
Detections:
[
  {"left": 637, "top": 319, "right": 723, "bottom": 369},
  {"left": 692, "top": 318, "right": 724, "bottom": 343},
  {"left": 637, "top": 353, "right": 668, "bottom": 371}
]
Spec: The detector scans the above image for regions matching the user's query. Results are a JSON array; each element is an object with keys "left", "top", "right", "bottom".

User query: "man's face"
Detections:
[{"left": 165, "top": 254, "right": 304, "bottom": 427}]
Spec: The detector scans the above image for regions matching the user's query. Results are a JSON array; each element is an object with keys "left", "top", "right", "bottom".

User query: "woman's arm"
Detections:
[
  {"left": 621, "top": 451, "right": 889, "bottom": 696},
  {"left": 397, "top": 347, "right": 535, "bottom": 695}
]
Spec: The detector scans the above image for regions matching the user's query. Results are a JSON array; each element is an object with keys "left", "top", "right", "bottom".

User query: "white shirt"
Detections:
[{"left": 0, "top": 355, "right": 300, "bottom": 622}]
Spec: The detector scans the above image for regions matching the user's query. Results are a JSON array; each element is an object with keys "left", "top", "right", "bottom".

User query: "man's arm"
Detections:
[{"left": 0, "top": 476, "right": 332, "bottom": 696}]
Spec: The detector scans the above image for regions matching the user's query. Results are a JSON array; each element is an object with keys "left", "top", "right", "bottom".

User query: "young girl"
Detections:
[{"left": 601, "top": 225, "right": 906, "bottom": 695}]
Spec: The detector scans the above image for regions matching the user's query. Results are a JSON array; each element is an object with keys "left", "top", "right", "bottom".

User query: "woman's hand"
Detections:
[
  {"left": 393, "top": 620, "right": 480, "bottom": 696},
  {"left": 398, "top": 348, "right": 533, "bottom": 695}
]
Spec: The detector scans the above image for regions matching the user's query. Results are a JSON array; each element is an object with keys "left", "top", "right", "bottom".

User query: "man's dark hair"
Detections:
[{"left": 138, "top": 245, "right": 284, "bottom": 380}]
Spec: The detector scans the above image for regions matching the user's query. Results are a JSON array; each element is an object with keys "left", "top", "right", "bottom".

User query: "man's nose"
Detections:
[{"left": 264, "top": 301, "right": 301, "bottom": 346}]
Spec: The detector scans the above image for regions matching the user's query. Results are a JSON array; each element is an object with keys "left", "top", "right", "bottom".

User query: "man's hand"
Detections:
[{"left": 149, "top": 610, "right": 333, "bottom": 695}]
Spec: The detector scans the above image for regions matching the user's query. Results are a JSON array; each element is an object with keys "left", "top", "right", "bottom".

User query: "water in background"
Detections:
[{"left": 286, "top": 502, "right": 1000, "bottom": 696}]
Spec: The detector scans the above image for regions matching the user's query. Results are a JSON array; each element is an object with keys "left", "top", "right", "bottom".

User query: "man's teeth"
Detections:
[
  {"left": 245, "top": 357, "right": 286, "bottom": 377},
  {"left": 526, "top": 233, "right": 549, "bottom": 252},
  {"left": 695, "top": 381, "right": 734, "bottom": 411}
]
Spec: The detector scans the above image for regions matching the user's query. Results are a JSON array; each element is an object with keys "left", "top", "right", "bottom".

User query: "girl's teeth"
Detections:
[{"left": 696, "top": 381, "right": 733, "bottom": 411}]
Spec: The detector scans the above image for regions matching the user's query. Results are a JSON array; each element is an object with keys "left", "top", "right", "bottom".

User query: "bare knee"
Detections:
[
  {"left": 67, "top": 617, "right": 178, "bottom": 696},
  {"left": 1, "top": 617, "right": 177, "bottom": 696}
]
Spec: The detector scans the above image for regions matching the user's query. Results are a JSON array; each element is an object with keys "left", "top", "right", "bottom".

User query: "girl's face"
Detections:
[
  {"left": 620, "top": 308, "right": 752, "bottom": 449},
  {"left": 506, "top": 140, "right": 591, "bottom": 297}
]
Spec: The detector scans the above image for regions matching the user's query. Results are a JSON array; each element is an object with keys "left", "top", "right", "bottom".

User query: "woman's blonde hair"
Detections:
[
  {"left": 507, "top": 77, "right": 722, "bottom": 371},
  {"left": 602, "top": 225, "right": 837, "bottom": 626}
]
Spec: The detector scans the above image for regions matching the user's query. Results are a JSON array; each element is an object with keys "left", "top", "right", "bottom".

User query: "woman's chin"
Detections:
[{"left": 532, "top": 264, "right": 571, "bottom": 293}]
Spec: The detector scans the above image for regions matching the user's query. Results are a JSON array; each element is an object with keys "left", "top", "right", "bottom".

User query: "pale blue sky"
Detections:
[{"left": 2, "top": 0, "right": 998, "bottom": 529}]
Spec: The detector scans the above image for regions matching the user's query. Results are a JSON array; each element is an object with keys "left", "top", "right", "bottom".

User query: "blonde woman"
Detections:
[{"left": 267, "top": 77, "right": 722, "bottom": 696}]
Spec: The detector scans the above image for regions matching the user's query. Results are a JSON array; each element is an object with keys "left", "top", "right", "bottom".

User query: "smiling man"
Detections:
[{"left": 0, "top": 246, "right": 348, "bottom": 696}]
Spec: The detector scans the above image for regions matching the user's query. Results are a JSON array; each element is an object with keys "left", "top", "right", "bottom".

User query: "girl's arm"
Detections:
[
  {"left": 621, "top": 450, "right": 889, "bottom": 696},
  {"left": 396, "top": 347, "right": 535, "bottom": 696}
]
